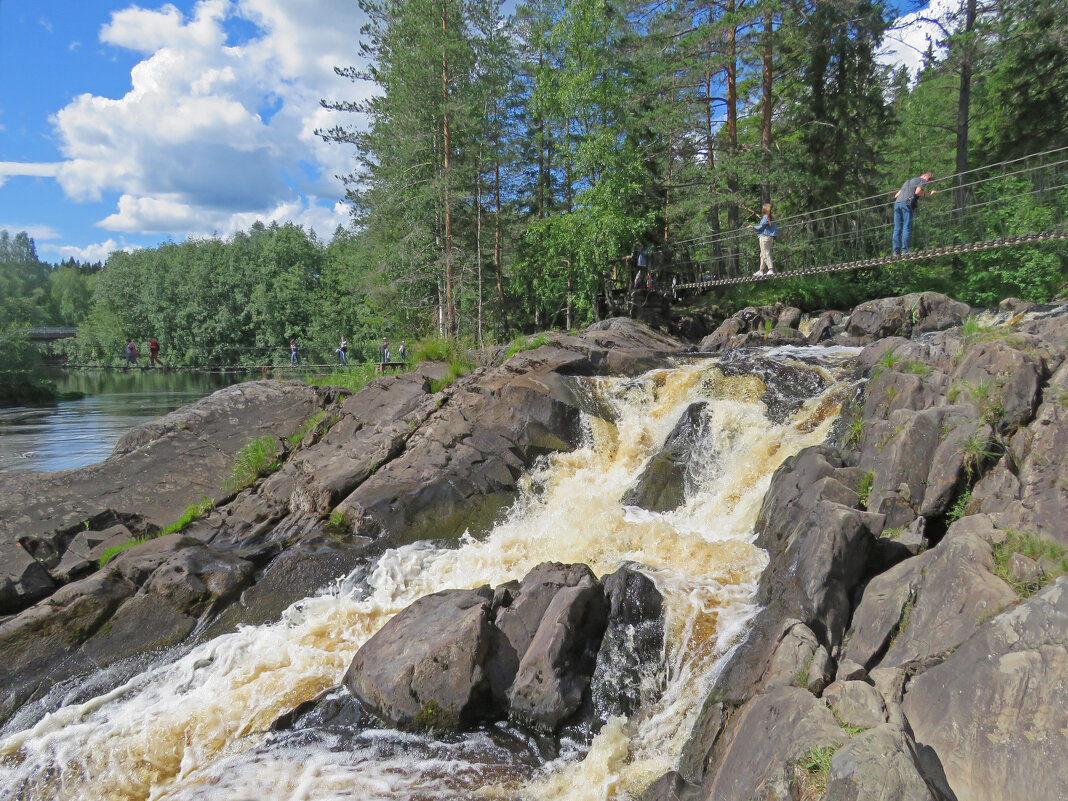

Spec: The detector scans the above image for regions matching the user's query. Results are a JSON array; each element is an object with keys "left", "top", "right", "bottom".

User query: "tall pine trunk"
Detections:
[{"left": 442, "top": 0, "right": 456, "bottom": 337}]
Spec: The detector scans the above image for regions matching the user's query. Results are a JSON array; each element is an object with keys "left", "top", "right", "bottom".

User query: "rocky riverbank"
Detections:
[{"left": 1, "top": 294, "right": 1065, "bottom": 801}]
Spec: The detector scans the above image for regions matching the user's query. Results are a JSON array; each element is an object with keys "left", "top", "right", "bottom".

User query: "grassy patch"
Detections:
[
  {"left": 504, "top": 332, "right": 549, "bottom": 359},
  {"left": 302, "top": 362, "right": 379, "bottom": 393},
  {"left": 287, "top": 410, "right": 328, "bottom": 445},
  {"left": 961, "top": 313, "right": 1004, "bottom": 342},
  {"left": 98, "top": 496, "right": 215, "bottom": 568},
  {"left": 857, "top": 472, "right": 874, "bottom": 508},
  {"left": 794, "top": 744, "right": 841, "bottom": 801},
  {"left": 882, "top": 526, "right": 905, "bottom": 540},
  {"left": 991, "top": 530, "right": 1068, "bottom": 599},
  {"left": 903, "top": 360, "right": 929, "bottom": 375},
  {"left": 415, "top": 336, "right": 475, "bottom": 392},
  {"left": 962, "top": 379, "right": 1004, "bottom": 426},
  {"left": 224, "top": 435, "right": 279, "bottom": 494}
]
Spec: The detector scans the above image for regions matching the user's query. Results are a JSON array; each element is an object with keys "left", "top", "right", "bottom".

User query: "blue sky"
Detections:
[{"left": 0, "top": 0, "right": 940, "bottom": 264}]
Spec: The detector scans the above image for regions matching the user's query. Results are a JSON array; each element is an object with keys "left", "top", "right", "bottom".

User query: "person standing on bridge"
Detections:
[
  {"left": 290, "top": 338, "right": 299, "bottom": 365},
  {"left": 125, "top": 340, "right": 137, "bottom": 369},
  {"left": 337, "top": 336, "right": 348, "bottom": 365},
  {"left": 892, "top": 172, "right": 936, "bottom": 255},
  {"left": 751, "top": 203, "right": 777, "bottom": 276}
]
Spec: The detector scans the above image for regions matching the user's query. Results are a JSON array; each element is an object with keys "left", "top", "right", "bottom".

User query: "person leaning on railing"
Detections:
[{"left": 892, "top": 172, "right": 936, "bottom": 255}]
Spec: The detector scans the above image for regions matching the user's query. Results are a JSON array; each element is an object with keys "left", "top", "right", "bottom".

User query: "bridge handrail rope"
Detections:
[
  {"left": 674, "top": 229, "right": 1068, "bottom": 290},
  {"left": 659, "top": 185, "right": 1068, "bottom": 282},
  {"left": 630, "top": 154, "right": 1066, "bottom": 285},
  {"left": 666, "top": 144, "right": 1068, "bottom": 249},
  {"left": 662, "top": 146, "right": 1068, "bottom": 251},
  {"left": 666, "top": 155, "right": 1068, "bottom": 254}
]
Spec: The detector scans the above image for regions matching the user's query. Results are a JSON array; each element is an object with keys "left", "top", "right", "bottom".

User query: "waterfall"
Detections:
[{"left": 0, "top": 349, "right": 858, "bottom": 801}]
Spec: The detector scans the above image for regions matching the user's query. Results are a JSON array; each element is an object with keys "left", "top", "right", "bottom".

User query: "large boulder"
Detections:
[
  {"left": 902, "top": 578, "right": 1068, "bottom": 801},
  {"left": 842, "top": 525, "right": 1016, "bottom": 671},
  {"left": 506, "top": 574, "right": 609, "bottom": 731},
  {"left": 845, "top": 292, "right": 969, "bottom": 341},
  {"left": 699, "top": 686, "right": 843, "bottom": 801},
  {"left": 343, "top": 562, "right": 639, "bottom": 734},
  {"left": 344, "top": 587, "right": 497, "bottom": 730},
  {"left": 698, "top": 303, "right": 802, "bottom": 353},
  {"left": 970, "top": 361, "right": 1068, "bottom": 545},
  {"left": 0, "top": 540, "right": 54, "bottom": 614}
]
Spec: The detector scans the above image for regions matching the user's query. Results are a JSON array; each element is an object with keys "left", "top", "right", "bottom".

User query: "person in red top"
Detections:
[{"left": 149, "top": 339, "right": 163, "bottom": 368}]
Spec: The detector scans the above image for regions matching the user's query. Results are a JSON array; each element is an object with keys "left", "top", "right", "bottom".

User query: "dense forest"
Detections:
[{"left": 1, "top": 0, "right": 1065, "bottom": 375}]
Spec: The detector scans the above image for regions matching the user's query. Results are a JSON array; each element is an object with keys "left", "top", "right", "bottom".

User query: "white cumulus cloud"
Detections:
[
  {"left": 46, "top": 0, "right": 371, "bottom": 242},
  {"left": 41, "top": 238, "right": 136, "bottom": 263},
  {"left": 880, "top": 0, "right": 961, "bottom": 82}
]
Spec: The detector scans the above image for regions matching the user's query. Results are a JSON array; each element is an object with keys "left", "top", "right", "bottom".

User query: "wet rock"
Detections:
[
  {"left": 807, "top": 310, "right": 846, "bottom": 344},
  {"left": 0, "top": 572, "right": 137, "bottom": 723},
  {"left": 622, "top": 403, "right": 707, "bottom": 512},
  {"left": 344, "top": 587, "right": 496, "bottom": 731},
  {"left": 507, "top": 575, "right": 609, "bottom": 732},
  {"left": 590, "top": 566, "right": 665, "bottom": 722},
  {"left": 902, "top": 578, "right": 1068, "bottom": 801},
  {"left": 0, "top": 540, "right": 54, "bottom": 614},
  {"left": 639, "top": 771, "right": 701, "bottom": 801},
  {"left": 488, "top": 563, "right": 600, "bottom": 707}
]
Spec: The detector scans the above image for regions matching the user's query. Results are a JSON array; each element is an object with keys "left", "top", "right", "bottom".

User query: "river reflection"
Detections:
[{"left": 0, "top": 370, "right": 252, "bottom": 473}]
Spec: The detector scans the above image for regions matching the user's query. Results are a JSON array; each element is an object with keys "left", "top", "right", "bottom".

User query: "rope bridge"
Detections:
[{"left": 640, "top": 146, "right": 1068, "bottom": 293}]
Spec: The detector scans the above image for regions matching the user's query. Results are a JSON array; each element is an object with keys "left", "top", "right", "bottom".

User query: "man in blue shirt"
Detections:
[{"left": 892, "top": 172, "right": 936, "bottom": 255}]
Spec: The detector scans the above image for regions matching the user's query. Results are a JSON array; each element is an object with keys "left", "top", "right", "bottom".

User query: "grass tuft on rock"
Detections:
[
  {"left": 302, "top": 362, "right": 378, "bottom": 393},
  {"left": 991, "top": 530, "right": 1068, "bottom": 599},
  {"left": 504, "top": 332, "right": 549, "bottom": 359},
  {"left": 224, "top": 435, "right": 279, "bottom": 494},
  {"left": 98, "top": 496, "right": 215, "bottom": 568},
  {"left": 794, "top": 744, "right": 841, "bottom": 801},
  {"left": 287, "top": 410, "right": 327, "bottom": 445}
]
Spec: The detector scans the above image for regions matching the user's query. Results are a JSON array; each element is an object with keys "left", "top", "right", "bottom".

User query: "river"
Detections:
[
  {"left": 0, "top": 348, "right": 859, "bottom": 800},
  {"left": 0, "top": 370, "right": 250, "bottom": 473}
]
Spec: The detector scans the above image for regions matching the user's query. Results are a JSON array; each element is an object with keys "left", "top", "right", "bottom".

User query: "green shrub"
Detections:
[
  {"left": 946, "top": 486, "right": 972, "bottom": 523},
  {"left": 224, "top": 435, "right": 279, "bottom": 493}
]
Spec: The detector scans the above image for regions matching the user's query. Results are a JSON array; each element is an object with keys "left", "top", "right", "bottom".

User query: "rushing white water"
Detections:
[{"left": 0, "top": 352, "right": 857, "bottom": 801}]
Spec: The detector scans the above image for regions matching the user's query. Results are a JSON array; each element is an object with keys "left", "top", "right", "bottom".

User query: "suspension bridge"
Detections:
[{"left": 631, "top": 146, "right": 1068, "bottom": 293}]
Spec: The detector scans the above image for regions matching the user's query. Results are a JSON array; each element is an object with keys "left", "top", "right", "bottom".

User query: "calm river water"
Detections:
[{"left": 0, "top": 370, "right": 252, "bottom": 473}]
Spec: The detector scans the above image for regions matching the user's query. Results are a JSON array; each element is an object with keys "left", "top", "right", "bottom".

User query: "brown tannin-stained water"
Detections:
[{"left": 0, "top": 348, "right": 859, "bottom": 801}]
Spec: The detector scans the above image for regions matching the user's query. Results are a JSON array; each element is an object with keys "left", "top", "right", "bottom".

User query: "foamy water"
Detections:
[{"left": 0, "top": 352, "right": 857, "bottom": 801}]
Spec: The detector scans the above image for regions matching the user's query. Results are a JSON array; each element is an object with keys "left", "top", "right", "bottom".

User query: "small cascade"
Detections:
[{"left": 0, "top": 349, "right": 858, "bottom": 801}]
